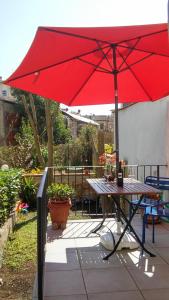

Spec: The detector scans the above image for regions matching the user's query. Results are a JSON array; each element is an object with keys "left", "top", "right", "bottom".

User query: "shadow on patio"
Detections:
[{"left": 33, "top": 215, "right": 169, "bottom": 300}]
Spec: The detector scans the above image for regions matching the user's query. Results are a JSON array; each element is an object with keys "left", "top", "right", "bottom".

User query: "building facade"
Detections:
[
  {"left": 0, "top": 78, "right": 19, "bottom": 145},
  {"left": 118, "top": 97, "right": 169, "bottom": 179}
]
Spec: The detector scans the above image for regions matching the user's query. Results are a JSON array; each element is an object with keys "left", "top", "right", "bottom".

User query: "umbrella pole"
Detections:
[
  {"left": 112, "top": 45, "right": 119, "bottom": 175},
  {"left": 112, "top": 45, "right": 121, "bottom": 228}
]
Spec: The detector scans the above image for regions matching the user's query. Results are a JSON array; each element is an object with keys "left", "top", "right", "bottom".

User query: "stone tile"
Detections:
[
  {"left": 44, "top": 219, "right": 169, "bottom": 299},
  {"left": 44, "top": 295, "right": 87, "bottom": 300},
  {"left": 82, "top": 266, "right": 137, "bottom": 293},
  {"left": 127, "top": 264, "right": 169, "bottom": 290},
  {"left": 75, "top": 237, "right": 103, "bottom": 251},
  {"left": 117, "top": 249, "right": 166, "bottom": 267},
  {"left": 88, "top": 290, "right": 144, "bottom": 300},
  {"left": 155, "top": 247, "right": 169, "bottom": 264},
  {"left": 46, "top": 238, "right": 76, "bottom": 252},
  {"left": 148, "top": 234, "right": 169, "bottom": 248},
  {"left": 44, "top": 270, "right": 86, "bottom": 296},
  {"left": 142, "top": 288, "right": 169, "bottom": 300},
  {"left": 78, "top": 249, "right": 123, "bottom": 269},
  {"left": 161, "top": 221, "right": 169, "bottom": 231},
  {"left": 45, "top": 248, "right": 80, "bottom": 271},
  {"left": 65, "top": 222, "right": 98, "bottom": 238}
]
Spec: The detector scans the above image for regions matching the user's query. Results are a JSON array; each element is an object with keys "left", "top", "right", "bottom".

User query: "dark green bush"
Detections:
[
  {"left": 19, "top": 177, "right": 38, "bottom": 209},
  {"left": 0, "top": 169, "right": 22, "bottom": 227}
]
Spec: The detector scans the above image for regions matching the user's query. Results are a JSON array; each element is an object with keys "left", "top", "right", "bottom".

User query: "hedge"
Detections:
[{"left": 0, "top": 169, "right": 22, "bottom": 227}]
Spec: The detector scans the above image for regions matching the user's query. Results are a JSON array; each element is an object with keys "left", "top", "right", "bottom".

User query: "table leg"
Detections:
[
  {"left": 87, "top": 215, "right": 106, "bottom": 235},
  {"left": 103, "top": 196, "right": 156, "bottom": 260},
  {"left": 87, "top": 195, "right": 115, "bottom": 236}
]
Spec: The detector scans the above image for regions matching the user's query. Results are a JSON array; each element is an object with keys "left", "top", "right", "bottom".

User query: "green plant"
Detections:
[
  {"left": 0, "top": 169, "right": 22, "bottom": 227},
  {"left": 19, "top": 177, "right": 38, "bottom": 209},
  {"left": 104, "top": 144, "right": 113, "bottom": 154},
  {"left": 47, "top": 183, "right": 75, "bottom": 202}
]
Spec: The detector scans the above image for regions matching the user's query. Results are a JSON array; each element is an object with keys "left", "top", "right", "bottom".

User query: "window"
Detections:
[
  {"left": 2, "top": 90, "right": 7, "bottom": 96},
  {"left": 100, "top": 123, "right": 104, "bottom": 130}
]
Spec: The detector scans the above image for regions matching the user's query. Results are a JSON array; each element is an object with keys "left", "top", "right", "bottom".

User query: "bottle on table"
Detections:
[{"left": 117, "top": 161, "right": 123, "bottom": 187}]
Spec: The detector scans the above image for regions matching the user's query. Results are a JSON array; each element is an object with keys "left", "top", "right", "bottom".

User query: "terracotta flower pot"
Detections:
[{"left": 48, "top": 199, "right": 71, "bottom": 230}]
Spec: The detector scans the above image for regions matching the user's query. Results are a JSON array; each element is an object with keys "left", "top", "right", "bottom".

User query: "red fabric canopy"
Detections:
[{"left": 4, "top": 23, "right": 169, "bottom": 106}]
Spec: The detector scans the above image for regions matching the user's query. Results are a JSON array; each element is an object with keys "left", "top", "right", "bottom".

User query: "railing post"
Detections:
[
  {"left": 37, "top": 167, "right": 49, "bottom": 300},
  {"left": 157, "top": 165, "right": 160, "bottom": 179}
]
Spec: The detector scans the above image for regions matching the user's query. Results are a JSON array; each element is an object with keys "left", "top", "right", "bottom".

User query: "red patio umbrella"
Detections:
[{"left": 4, "top": 23, "right": 169, "bottom": 170}]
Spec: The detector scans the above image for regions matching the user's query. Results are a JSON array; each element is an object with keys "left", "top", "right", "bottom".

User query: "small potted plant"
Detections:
[{"left": 47, "top": 183, "right": 74, "bottom": 230}]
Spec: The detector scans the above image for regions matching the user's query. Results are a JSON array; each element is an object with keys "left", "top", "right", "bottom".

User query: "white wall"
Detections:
[
  {"left": 0, "top": 81, "right": 15, "bottom": 101},
  {"left": 118, "top": 97, "right": 169, "bottom": 177}
]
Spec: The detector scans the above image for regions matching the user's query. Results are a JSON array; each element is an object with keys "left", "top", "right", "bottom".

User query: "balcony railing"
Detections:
[{"left": 36, "top": 163, "right": 167, "bottom": 299}]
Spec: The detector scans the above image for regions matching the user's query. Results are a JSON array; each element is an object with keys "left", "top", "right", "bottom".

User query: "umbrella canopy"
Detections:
[
  {"left": 4, "top": 23, "right": 169, "bottom": 169},
  {"left": 5, "top": 23, "right": 169, "bottom": 105}
]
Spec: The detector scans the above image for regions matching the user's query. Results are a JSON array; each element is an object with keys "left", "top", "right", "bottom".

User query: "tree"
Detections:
[
  {"left": 78, "top": 125, "right": 97, "bottom": 165},
  {"left": 12, "top": 89, "right": 71, "bottom": 169}
]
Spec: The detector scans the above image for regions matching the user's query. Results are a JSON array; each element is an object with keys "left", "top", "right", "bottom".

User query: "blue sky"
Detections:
[{"left": 0, "top": 0, "right": 167, "bottom": 114}]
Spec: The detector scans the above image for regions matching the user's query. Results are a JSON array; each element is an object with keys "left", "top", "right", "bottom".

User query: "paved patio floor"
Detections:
[{"left": 33, "top": 215, "right": 169, "bottom": 299}]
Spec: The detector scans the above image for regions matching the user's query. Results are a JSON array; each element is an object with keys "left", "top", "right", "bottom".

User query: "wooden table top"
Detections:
[{"left": 86, "top": 178, "right": 161, "bottom": 196}]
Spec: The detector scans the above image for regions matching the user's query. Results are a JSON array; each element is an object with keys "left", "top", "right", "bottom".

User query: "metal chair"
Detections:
[
  {"left": 142, "top": 200, "right": 169, "bottom": 243},
  {"left": 129, "top": 176, "right": 162, "bottom": 217}
]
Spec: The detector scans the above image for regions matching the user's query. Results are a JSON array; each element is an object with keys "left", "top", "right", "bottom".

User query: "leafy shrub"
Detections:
[
  {"left": 47, "top": 183, "right": 75, "bottom": 201},
  {"left": 0, "top": 169, "right": 22, "bottom": 227},
  {"left": 19, "top": 177, "right": 38, "bottom": 209}
]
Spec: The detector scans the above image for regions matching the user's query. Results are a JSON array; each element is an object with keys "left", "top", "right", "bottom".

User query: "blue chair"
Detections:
[
  {"left": 142, "top": 200, "right": 169, "bottom": 243},
  {"left": 140, "top": 176, "right": 169, "bottom": 244},
  {"left": 129, "top": 176, "right": 162, "bottom": 217}
]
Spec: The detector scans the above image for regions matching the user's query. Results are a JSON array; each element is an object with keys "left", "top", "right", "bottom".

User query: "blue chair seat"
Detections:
[
  {"left": 145, "top": 206, "right": 159, "bottom": 216},
  {"left": 130, "top": 176, "right": 162, "bottom": 216},
  {"left": 143, "top": 201, "right": 169, "bottom": 243},
  {"left": 131, "top": 197, "right": 159, "bottom": 208}
]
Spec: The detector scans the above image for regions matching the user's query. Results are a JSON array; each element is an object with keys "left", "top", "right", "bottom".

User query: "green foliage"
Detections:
[
  {"left": 66, "top": 141, "right": 84, "bottom": 166},
  {"left": 41, "top": 146, "right": 48, "bottom": 163},
  {"left": 47, "top": 183, "right": 75, "bottom": 201},
  {"left": 19, "top": 177, "right": 38, "bottom": 209},
  {"left": 53, "top": 142, "right": 83, "bottom": 167},
  {"left": 53, "top": 110, "right": 71, "bottom": 144},
  {"left": 53, "top": 144, "right": 67, "bottom": 166},
  {"left": 15, "top": 119, "right": 34, "bottom": 145},
  {"left": 52, "top": 124, "right": 97, "bottom": 167},
  {"left": 104, "top": 144, "right": 113, "bottom": 154},
  {"left": 0, "top": 169, "right": 22, "bottom": 227},
  {"left": 12, "top": 89, "right": 71, "bottom": 145},
  {"left": 78, "top": 125, "right": 97, "bottom": 165},
  {"left": 0, "top": 121, "right": 37, "bottom": 169},
  {"left": 3, "top": 212, "right": 37, "bottom": 269}
]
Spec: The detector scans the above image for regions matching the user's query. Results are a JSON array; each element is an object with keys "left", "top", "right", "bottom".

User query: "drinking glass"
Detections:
[{"left": 128, "top": 167, "right": 135, "bottom": 185}]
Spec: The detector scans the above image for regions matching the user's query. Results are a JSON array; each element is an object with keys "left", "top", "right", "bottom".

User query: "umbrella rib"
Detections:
[
  {"left": 39, "top": 26, "right": 167, "bottom": 49},
  {"left": 96, "top": 41, "right": 113, "bottom": 70},
  {"left": 6, "top": 46, "right": 110, "bottom": 82},
  {"left": 118, "top": 38, "right": 141, "bottom": 71},
  {"left": 67, "top": 55, "right": 107, "bottom": 106},
  {"left": 119, "top": 53, "right": 153, "bottom": 73},
  {"left": 117, "top": 47, "right": 153, "bottom": 99},
  {"left": 77, "top": 57, "right": 111, "bottom": 74},
  {"left": 118, "top": 44, "right": 169, "bottom": 58},
  {"left": 117, "top": 28, "right": 167, "bottom": 47},
  {"left": 39, "top": 26, "right": 111, "bottom": 45},
  {"left": 125, "top": 62, "right": 153, "bottom": 100}
]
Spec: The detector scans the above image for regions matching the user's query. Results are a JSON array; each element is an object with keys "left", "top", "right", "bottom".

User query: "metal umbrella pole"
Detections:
[{"left": 112, "top": 44, "right": 121, "bottom": 233}]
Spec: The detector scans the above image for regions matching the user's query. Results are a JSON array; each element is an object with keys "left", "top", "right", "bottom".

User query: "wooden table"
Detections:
[{"left": 86, "top": 178, "right": 161, "bottom": 260}]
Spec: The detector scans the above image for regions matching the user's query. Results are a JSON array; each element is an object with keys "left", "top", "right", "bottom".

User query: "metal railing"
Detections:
[
  {"left": 37, "top": 167, "right": 49, "bottom": 300},
  {"left": 36, "top": 163, "right": 167, "bottom": 299}
]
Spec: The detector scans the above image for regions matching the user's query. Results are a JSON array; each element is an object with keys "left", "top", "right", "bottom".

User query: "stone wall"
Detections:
[{"left": 0, "top": 211, "right": 16, "bottom": 267}]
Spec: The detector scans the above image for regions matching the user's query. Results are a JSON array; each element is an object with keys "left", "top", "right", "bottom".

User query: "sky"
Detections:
[{"left": 0, "top": 0, "right": 168, "bottom": 115}]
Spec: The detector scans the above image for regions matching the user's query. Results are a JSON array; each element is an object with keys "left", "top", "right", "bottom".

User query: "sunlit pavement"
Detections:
[{"left": 33, "top": 216, "right": 169, "bottom": 299}]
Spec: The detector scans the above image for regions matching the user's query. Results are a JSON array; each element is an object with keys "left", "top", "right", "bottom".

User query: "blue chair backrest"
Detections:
[{"left": 145, "top": 176, "right": 169, "bottom": 191}]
